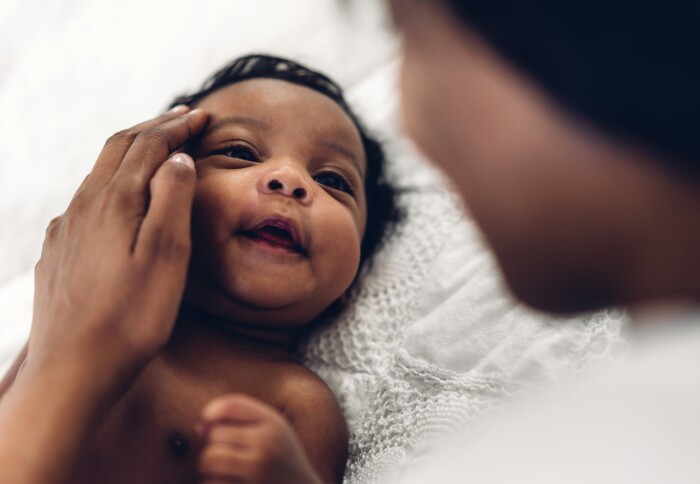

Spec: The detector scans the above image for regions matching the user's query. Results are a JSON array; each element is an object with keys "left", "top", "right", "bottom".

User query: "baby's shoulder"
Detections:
[
  {"left": 275, "top": 364, "right": 343, "bottom": 419},
  {"left": 275, "top": 364, "right": 348, "bottom": 482}
]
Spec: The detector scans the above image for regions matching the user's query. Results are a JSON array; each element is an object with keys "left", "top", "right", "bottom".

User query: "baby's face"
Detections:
[{"left": 183, "top": 79, "right": 367, "bottom": 327}]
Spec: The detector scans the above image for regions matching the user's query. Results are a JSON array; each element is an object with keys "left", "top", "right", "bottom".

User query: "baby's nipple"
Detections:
[{"left": 167, "top": 431, "right": 190, "bottom": 459}]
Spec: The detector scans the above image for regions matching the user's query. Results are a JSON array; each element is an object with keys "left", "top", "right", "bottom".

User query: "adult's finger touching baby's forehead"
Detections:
[
  {"left": 111, "top": 108, "right": 209, "bottom": 194},
  {"left": 83, "top": 105, "right": 193, "bottom": 193}
]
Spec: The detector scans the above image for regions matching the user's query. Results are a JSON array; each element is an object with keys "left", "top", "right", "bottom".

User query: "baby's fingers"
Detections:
[
  {"left": 202, "top": 394, "right": 280, "bottom": 426},
  {"left": 207, "top": 424, "right": 258, "bottom": 450},
  {"left": 199, "top": 444, "right": 255, "bottom": 483}
]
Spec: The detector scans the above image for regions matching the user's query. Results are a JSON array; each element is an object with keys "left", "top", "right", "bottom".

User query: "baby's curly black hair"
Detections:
[{"left": 168, "top": 54, "right": 399, "bottom": 273}]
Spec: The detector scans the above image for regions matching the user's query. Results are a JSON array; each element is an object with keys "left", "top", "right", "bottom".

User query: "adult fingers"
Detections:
[
  {"left": 136, "top": 152, "right": 196, "bottom": 276},
  {"left": 136, "top": 152, "right": 196, "bottom": 257},
  {"left": 93, "top": 110, "right": 206, "bottom": 248},
  {"left": 201, "top": 394, "right": 278, "bottom": 426},
  {"left": 126, "top": 153, "right": 197, "bottom": 353},
  {"left": 83, "top": 105, "right": 192, "bottom": 193},
  {"left": 112, "top": 108, "right": 208, "bottom": 195}
]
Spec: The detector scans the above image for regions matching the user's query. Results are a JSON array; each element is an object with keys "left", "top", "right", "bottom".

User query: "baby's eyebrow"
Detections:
[
  {"left": 319, "top": 141, "right": 365, "bottom": 177},
  {"left": 203, "top": 116, "right": 272, "bottom": 137}
]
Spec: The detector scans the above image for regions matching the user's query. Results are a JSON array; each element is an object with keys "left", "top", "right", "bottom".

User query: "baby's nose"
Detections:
[{"left": 259, "top": 166, "right": 313, "bottom": 205}]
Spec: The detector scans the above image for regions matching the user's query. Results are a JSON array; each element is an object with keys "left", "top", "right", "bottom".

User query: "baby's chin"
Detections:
[{"left": 181, "top": 273, "right": 336, "bottom": 329}]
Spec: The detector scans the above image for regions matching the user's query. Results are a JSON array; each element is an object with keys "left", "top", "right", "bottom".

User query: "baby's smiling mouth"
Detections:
[{"left": 239, "top": 219, "right": 307, "bottom": 255}]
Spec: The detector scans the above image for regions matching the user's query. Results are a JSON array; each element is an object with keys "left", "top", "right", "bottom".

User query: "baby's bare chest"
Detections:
[{"left": 72, "top": 355, "right": 294, "bottom": 484}]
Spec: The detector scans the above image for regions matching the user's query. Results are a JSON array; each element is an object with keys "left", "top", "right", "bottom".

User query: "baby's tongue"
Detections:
[{"left": 253, "top": 226, "right": 295, "bottom": 248}]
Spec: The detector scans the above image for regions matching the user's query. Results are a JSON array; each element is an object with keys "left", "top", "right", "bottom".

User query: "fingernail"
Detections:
[
  {"left": 169, "top": 104, "right": 189, "bottom": 114},
  {"left": 187, "top": 108, "right": 204, "bottom": 117},
  {"left": 169, "top": 153, "right": 194, "bottom": 169}
]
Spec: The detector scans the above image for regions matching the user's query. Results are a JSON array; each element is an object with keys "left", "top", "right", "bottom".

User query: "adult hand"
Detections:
[
  {"left": 0, "top": 106, "right": 208, "bottom": 484},
  {"left": 30, "top": 106, "right": 208, "bottom": 379}
]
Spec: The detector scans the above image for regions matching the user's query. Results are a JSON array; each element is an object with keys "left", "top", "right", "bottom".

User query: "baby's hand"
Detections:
[{"left": 198, "top": 394, "right": 323, "bottom": 484}]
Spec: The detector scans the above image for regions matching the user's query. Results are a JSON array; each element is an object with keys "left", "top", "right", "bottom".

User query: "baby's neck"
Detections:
[{"left": 165, "top": 303, "right": 298, "bottom": 363}]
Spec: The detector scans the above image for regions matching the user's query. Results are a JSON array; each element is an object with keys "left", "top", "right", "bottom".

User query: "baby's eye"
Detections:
[
  {"left": 214, "top": 144, "right": 260, "bottom": 162},
  {"left": 314, "top": 172, "right": 354, "bottom": 196}
]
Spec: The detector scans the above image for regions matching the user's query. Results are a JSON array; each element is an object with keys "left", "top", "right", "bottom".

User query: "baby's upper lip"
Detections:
[{"left": 241, "top": 217, "right": 307, "bottom": 254}]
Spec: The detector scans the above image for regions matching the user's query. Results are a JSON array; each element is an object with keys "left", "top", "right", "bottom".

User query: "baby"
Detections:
[{"left": 1, "top": 54, "right": 397, "bottom": 483}]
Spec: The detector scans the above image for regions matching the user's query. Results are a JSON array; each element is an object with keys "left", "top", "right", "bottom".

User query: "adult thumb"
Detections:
[{"left": 136, "top": 153, "right": 196, "bottom": 263}]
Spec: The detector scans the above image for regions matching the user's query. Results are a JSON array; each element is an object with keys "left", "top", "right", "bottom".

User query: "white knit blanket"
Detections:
[{"left": 0, "top": 2, "right": 628, "bottom": 482}]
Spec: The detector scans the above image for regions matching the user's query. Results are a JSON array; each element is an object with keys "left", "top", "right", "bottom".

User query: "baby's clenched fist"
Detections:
[{"left": 198, "top": 394, "right": 324, "bottom": 484}]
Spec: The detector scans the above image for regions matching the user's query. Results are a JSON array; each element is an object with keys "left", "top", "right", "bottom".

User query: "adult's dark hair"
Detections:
[
  {"left": 168, "top": 54, "right": 399, "bottom": 271},
  {"left": 442, "top": 0, "right": 700, "bottom": 174}
]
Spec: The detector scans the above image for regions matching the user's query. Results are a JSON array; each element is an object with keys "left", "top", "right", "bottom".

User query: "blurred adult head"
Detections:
[{"left": 390, "top": 0, "right": 700, "bottom": 313}]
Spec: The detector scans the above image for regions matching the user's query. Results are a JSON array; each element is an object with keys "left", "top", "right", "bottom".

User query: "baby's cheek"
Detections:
[
  {"left": 321, "top": 214, "right": 362, "bottom": 289},
  {"left": 189, "top": 181, "right": 245, "bottom": 269}
]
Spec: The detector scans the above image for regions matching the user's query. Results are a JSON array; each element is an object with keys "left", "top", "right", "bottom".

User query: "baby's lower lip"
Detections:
[{"left": 240, "top": 233, "right": 304, "bottom": 256}]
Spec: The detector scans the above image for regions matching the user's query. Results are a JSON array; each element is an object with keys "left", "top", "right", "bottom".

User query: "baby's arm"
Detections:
[{"left": 198, "top": 385, "right": 348, "bottom": 484}]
